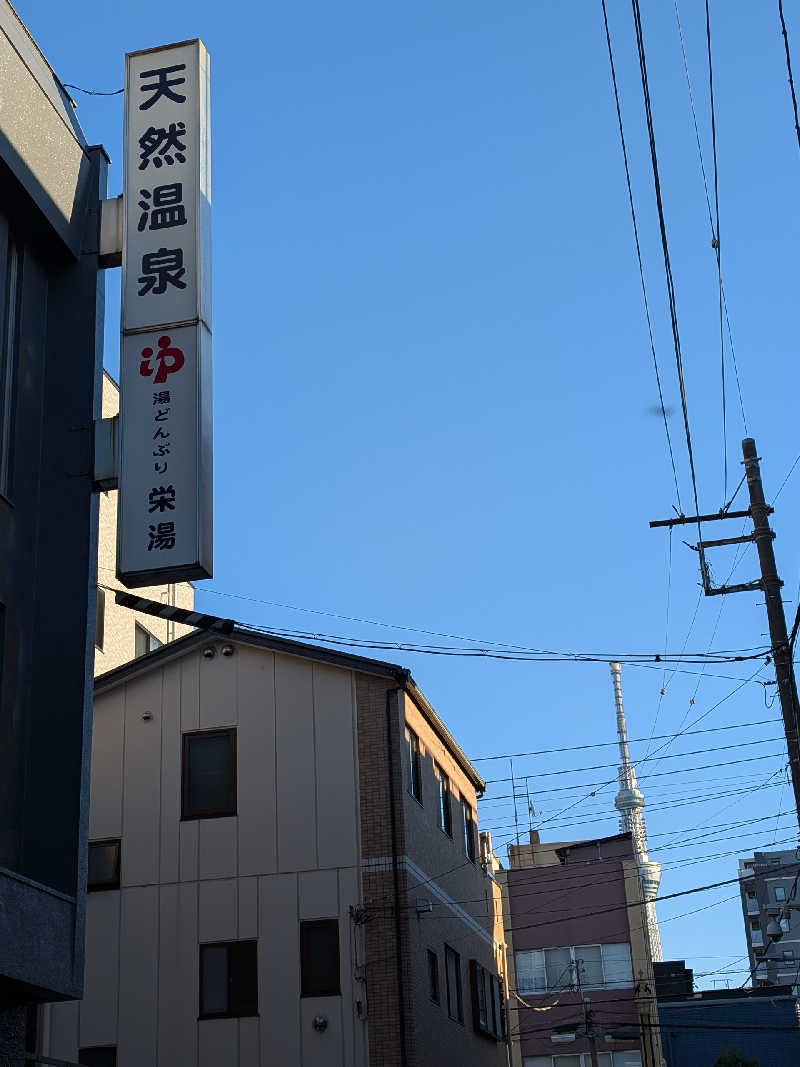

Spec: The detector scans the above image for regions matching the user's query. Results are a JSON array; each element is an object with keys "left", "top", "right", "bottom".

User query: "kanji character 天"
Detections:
[
  {"left": 148, "top": 484, "right": 176, "bottom": 513},
  {"left": 152, "top": 444, "right": 171, "bottom": 457},
  {"left": 138, "top": 123, "right": 187, "bottom": 170},
  {"left": 154, "top": 407, "right": 170, "bottom": 422},
  {"left": 147, "top": 521, "right": 176, "bottom": 551},
  {"left": 139, "top": 64, "right": 186, "bottom": 110},
  {"left": 154, "top": 462, "right": 169, "bottom": 474},
  {"left": 153, "top": 427, "right": 171, "bottom": 441},
  {"left": 140, "top": 336, "right": 185, "bottom": 382},
  {"left": 153, "top": 390, "right": 171, "bottom": 405},
  {"left": 138, "top": 248, "right": 186, "bottom": 296},
  {"left": 137, "top": 183, "right": 187, "bottom": 232}
]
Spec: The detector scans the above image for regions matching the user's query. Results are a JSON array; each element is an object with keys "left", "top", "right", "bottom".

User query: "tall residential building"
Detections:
[
  {"left": 499, "top": 831, "right": 663, "bottom": 1067},
  {"left": 0, "top": 2, "right": 107, "bottom": 1058},
  {"left": 44, "top": 624, "right": 509, "bottom": 1067},
  {"left": 94, "top": 372, "right": 194, "bottom": 674},
  {"left": 739, "top": 847, "right": 800, "bottom": 990},
  {"left": 609, "top": 663, "right": 661, "bottom": 962}
]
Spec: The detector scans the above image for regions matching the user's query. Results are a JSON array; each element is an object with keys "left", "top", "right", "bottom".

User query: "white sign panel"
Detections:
[{"left": 118, "top": 40, "right": 212, "bottom": 586}]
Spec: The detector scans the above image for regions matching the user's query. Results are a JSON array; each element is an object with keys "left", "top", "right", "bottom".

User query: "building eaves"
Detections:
[{"left": 94, "top": 621, "right": 486, "bottom": 793}]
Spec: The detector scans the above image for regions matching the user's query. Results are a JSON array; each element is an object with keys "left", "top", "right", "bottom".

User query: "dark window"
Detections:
[
  {"left": 95, "top": 588, "right": 105, "bottom": 651},
  {"left": 783, "top": 949, "right": 795, "bottom": 961},
  {"left": 436, "top": 765, "right": 452, "bottom": 835},
  {"left": 405, "top": 727, "right": 422, "bottom": 802},
  {"left": 461, "top": 798, "right": 476, "bottom": 861},
  {"left": 775, "top": 886, "right": 787, "bottom": 902},
  {"left": 445, "top": 944, "right": 463, "bottom": 1022},
  {"left": 428, "top": 949, "right": 440, "bottom": 1003},
  {"left": 135, "top": 622, "right": 162, "bottom": 658},
  {"left": 79, "top": 1049, "right": 117, "bottom": 1067},
  {"left": 0, "top": 237, "right": 21, "bottom": 498},
  {"left": 199, "top": 941, "right": 258, "bottom": 1018},
  {"left": 300, "top": 918, "right": 340, "bottom": 996},
  {"left": 470, "top": 961, "right": 505, "bottom": 1040},
  {"left": 182, "top": 729, "right": 237, "bottom": 819},
  {"left": 87, "top": 839, "right": 120, "bottom": 891}
]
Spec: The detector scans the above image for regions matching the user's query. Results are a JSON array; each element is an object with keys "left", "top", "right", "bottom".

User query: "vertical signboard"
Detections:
[{"left": 118, "top": 39, "right": 212, "bottom": 586}]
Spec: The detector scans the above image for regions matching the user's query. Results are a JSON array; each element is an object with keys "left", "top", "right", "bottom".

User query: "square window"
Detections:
[
  {"left": 300, "top": 919, "right": 340, "bottom": 997},
  {"left": 775, "top": 886, "right": 787, "bottom": 902},
  {"left": 781, "top": 918, "right": 791, "bottom": 933},
  {"left": 79, "top": 1049, "right": 116, "bottom": 1067},
  {"left": 182, "top": 729, "right": 236, "bottom": 819},
  {"left": 199, "top": 941, "right": 258, "bottom": 1018},
  {"left": 428, "top": 949, "right": 440, "bottom": 1003},
  {"left": 445, "top": 944, "right": 463, "bottom": 1022},
  {"left": 783, "top": 949, "right": 794, "bottom": 961},
  {"left": 435, "top": 764, "right": 452, "bottom": 836},
  {"left": 135, "top": 621, "right": 162, "bottom": 658},
  {"left": 87, "top": 839, "right": 120, "bottom": 891},
  {"left": 405, "top": 727, "right": 422, "bottom": 803}
]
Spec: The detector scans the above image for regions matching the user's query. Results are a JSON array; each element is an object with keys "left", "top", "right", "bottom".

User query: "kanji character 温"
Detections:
[
  {"left": 154, "top": 407, "right": 170, "bottom": 422},
  {"left": 137, "top": 184, "right": 187, "bottom": 232},
  {"left": 140, "top": 336, "right": 185, "bottom": 383},
  {"left": 138, "top": 248, "right": 186, "bottom": 296},
  {"left": 139, "top": 64, "right": 186, "bottom": 110},
  {"left": 148, "top": 484, "right": 176, "bottom": 513},
  {"left": 138, "top": 123, "right": 187, "bottom": 170},
  {"left": 153, "top": 391, "right": 171, "bottom": 405},
  {"left": 147, "top": 521, "right": 176, "bottom": 551}
]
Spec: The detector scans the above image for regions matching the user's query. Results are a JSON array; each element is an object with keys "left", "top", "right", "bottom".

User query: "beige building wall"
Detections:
[
  {"left": 95, "top": 372, "right": 194, "bottom": 674},
  {"left": 47, "top": 638, "right": 368, "bottom": 1067}
]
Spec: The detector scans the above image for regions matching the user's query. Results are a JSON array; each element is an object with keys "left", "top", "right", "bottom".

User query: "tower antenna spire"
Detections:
[{"left": 610, "top": 662, "right": 663, "bottom": 961}]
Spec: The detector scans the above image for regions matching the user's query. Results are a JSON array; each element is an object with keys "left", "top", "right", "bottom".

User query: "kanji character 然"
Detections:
[
  {"left": 138, "top": 184, "right": 187, "bottom": 232},
  {"left": 154, "top": 462, "right": 168, "bottom": 474},
  {"left": 148, "top": 485, "right": 176, "bottom": 513},
  {"left": 147, "top": 521, "right": 176, "bottom": 551},
  {"left": 138, "top": 123, "right": 187, "bottom": 170},
  {"left": 138, "top": 248, "right": 186, "bottom": 296},
  {"left": 139, "top": 64, "right": 186, "bottom": 110},
  {"left": 140, "top": 336, "right": 185, "bottom": 382},
  {"left": 153, "top": 390, "right": 171, "bottom": 405}
]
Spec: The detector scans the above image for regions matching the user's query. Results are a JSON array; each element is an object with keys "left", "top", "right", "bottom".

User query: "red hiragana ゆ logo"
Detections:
[{"left": 139, "top": 335, "right": 185, "bottom": 384}]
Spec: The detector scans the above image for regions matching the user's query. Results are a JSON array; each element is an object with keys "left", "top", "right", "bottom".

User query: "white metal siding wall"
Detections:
[{"left": 47, "top": 644, "right": 366, "bottom": 1067}]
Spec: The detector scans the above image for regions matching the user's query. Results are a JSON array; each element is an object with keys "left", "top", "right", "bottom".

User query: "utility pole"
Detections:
[
  {"left": 583, "top": 997, "right": 600, "bottom": 1067},
  {"left": 650, "top": 437, "right": 800, "bottom": 830}
]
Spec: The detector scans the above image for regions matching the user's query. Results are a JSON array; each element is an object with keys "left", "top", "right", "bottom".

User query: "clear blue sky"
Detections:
[{"left": 25, "top": 0, "right": 800, "bottom": 990}]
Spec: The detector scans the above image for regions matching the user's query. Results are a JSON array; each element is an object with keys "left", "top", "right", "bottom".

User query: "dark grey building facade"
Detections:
[
  {"left": 0, "top": 0, "right": 106, "bottom": 1055},
  {"left": 739, "top": 849, "right": 800, "bottom": 990}
]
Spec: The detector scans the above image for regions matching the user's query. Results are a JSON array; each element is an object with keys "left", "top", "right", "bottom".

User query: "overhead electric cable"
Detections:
[
  {"left": 599, "top": 0, "right": 682, "bottom": 508},
  {"left": 778, "top": 0, "right": 800, "bottom": 154}
]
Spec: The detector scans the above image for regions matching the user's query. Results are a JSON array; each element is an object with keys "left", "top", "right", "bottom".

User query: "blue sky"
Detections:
[{"left": 25, "top": 0, "right": 800, "bottom": 990}]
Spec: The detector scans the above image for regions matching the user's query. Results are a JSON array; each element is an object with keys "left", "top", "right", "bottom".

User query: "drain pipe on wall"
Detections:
[{"left": 385, "top": 684, "right": 409, "bottom": 1067}]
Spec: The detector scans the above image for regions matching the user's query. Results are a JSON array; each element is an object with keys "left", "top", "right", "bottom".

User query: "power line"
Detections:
[
  {"left": 778, "top": 0, "right": 800, "bottom": 154},
  {"left": 599, "top": 0, "right": 682, "bottom": 509},
  {"left": 470, "top": 716, "right": 780, "bottom": 762}
]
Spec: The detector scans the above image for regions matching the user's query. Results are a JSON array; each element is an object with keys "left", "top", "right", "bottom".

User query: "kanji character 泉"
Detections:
[
  {"left": 147, "top": 521, "right": 176, "bottom": 551},
  {"left": 138, "top": 123, "right": 187, "bottom": 170},
  {"left": 152, "top": 444, "right": 171, "bottom": 457},
  {"left": 139, "top": 63, "right": 186, "bottom": 110},
  {"left": 154, "top": 462, "right": 169, "bottom": 474},
  {"left": 154, "top": 407, "right": 170, "bottom": 422},
  {"left": 138, "top": 249, "right": 186, "bottom": 296},
  {"left": 153, "top": 427, "right": 171, "bottom": 441},
  {"left": 137, "top": 184, "right": 187, "bottom": 232},
  {"left": 148, "top": 484, "right": 176, "bottom": 513},
  {"left": 153, "top": 390, "right": 171, "bottom": 405},
  {"left": 140, "top": 336, "right": 185, "bottom": 383}
]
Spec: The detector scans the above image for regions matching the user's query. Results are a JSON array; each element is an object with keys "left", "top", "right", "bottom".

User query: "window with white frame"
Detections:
[
  {"left": 523, "top": 1053, "right": 617, "bottom": 1067},
  {"left": 515, "top": 943, "right": 633, "bottom": 994}
]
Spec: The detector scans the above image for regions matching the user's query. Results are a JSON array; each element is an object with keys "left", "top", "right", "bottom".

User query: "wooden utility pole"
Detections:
[{"left": 650, "top": 437, "right": 800, "bottom": 830}]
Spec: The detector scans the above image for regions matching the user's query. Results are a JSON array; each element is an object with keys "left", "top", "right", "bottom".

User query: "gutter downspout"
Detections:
[{"left": 385, "top": 684, "right": 409, "bottom": 1067}]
